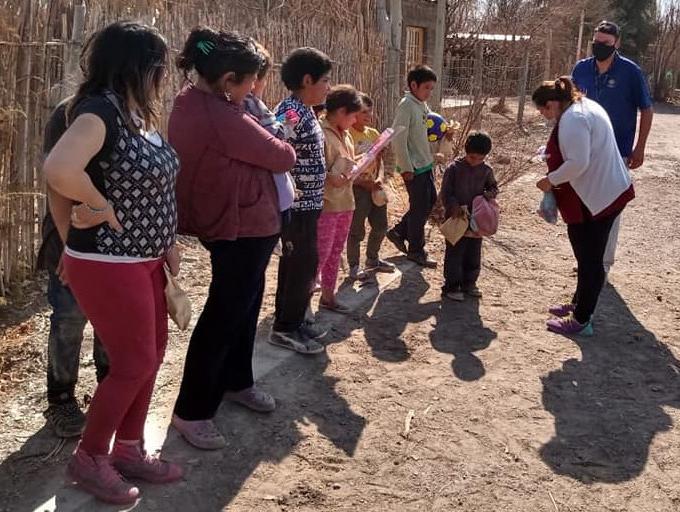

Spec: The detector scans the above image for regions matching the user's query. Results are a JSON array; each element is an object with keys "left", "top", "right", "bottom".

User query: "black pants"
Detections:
[
  {"left": 568, "top": 214, "right": 618, "bottom": 324},
  {"left": 174, "top": 235, "right": 277, "bottom": 421},
  {"left": 347, "top": 187, "right": 388, "bottom": 267},
  {"left": 273, "top": 209, "right": 321, "bottom": 332},
  {"left": 46, "top": 271, "right": 109, "bottom": 404},
  {"left": 443, "top": 237, "right": 483, "bottom": 293},
  {"left": 393, "top": 171, "right": 437, "bottom": 256}
]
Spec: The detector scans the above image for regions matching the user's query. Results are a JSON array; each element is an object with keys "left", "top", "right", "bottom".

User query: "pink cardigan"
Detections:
[{"left": 169, "top": 84, "right": 296, "bottom": 241}]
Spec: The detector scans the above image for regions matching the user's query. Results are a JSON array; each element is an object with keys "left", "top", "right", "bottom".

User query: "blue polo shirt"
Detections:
[{"left": 572, "top": 54, "right": 653, "bottom": 157}]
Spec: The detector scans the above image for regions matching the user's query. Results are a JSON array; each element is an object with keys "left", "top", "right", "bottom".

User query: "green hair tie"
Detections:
[{"left": 196, "top": 40, "right": 216, "bottom": 55}]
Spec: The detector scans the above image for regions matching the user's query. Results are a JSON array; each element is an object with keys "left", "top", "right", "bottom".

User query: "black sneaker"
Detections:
[
  {"left": 44, "top": 398, "right": 86, "bottom": 438},
  {"left": 386, "top": 230, "right": 408, "bottom": 254},
  {"left": 269, "top": 328, "right": 325, "bottom": 355},
  {"left": 407, "top": 253, "right": 438, "bottom": 269}
]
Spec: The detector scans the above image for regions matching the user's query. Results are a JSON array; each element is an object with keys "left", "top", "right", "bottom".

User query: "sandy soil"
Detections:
[{"left": 0, "top": 104, "right": 679, "bottom": 512}]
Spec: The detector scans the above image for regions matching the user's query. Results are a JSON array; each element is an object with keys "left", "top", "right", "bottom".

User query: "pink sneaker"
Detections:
[
  {"left": 67, "top": 447, "right": 140, "bottom": 505},
  {"left": 112, "top": 442, "right": 183, "bottom": 484},
  {"left": 546, "top": 315, "right": 593, "bottom": 337},
  {"left": 171, "top": 414, "right": 226, "bottom": 450},
  {"left": 548, "top": 303, "right": 575, "bottom": 318}
]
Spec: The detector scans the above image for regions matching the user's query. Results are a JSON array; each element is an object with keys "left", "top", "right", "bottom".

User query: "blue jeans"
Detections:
[{"left": 46, "top": 271, "right": 109, "bottom": 404}]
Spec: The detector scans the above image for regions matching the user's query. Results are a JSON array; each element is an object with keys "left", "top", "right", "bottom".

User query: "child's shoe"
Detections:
[
  {"left": 464, "top": 286, "right": 483, "bottom": 298},
  {"left": 111, "top": 442, "right": 183, "bottom": 484},
  {"left": 548, "top": 303, "right": 575, "bottom": 318},
  {"left": 546, "top": 315, "right": 593, "bottom": 337},
  {"left": 67, "top": 446, "right": 140, "bottom": 505},
  {"left": 444, "top": 291, "right": 465, "bottom": 302}
]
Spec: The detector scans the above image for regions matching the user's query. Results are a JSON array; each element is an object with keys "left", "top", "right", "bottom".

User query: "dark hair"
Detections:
[
  {"left": 465, "top": 131, "right": 492, "bottom": 155},
  {"left": 312, "top": 104, "right": 326, "bottom": 118},
  {"left": 325, "top": 84, "right": 362, "bottom": 114},
  {"left": 532, "top": 76, "right": 582, "bottom": 107},
  {"left": 595, "top": 20, "right": 621, "bottom": 39},
  {"left": 407, "top": 65, "right": 437, "bottom": 87},
  {"left": 255, "top": 42, "right": 272, "bottom": 81},
  {"left": 69, "top": 21, "right": 168, "bottom": 129},
  {"left": 280, "top": 47, "right": 333, "bottom": 91},
  {"left": 359, "top": 93, "right": 374, "bottom": 108},
  {"left": 177, "top": 27, "right": 262, "bottom": 85}
]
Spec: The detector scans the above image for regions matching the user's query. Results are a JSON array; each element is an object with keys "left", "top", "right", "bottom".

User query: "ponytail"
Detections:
[
  {"left": 176, "top": 26, "right": 263, "bottom": 85},
  {"left": 532, "top": 75, "right": 582, "bottom": 107}
]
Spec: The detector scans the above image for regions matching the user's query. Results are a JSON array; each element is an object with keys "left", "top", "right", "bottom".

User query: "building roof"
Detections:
[{"left": 450, "top": 32, "right": 531, "bottom": 41}]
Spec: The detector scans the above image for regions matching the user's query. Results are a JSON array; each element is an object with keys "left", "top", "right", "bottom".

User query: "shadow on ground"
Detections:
[
  {"left": 541, "top": 285, "right": 680, "bottom": 483},
  {"left": 429, "top": 297, "right": 497, "bottom": 381}
]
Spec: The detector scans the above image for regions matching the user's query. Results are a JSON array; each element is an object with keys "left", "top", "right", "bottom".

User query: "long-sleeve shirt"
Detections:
[
  {"left": 441, "top": 157, "right": 498, "bottom": 218},
  {"left": 391, "top": 92, "right": 433, "bottom": 175},
  {"left": 547, "top": 97, "right": 632, "bottom": 216},
  {"left": 275, "top": 96, "right": 326, "bottom": 211},
  {"left": 244, "top": 93, "right": 296, "bottom": 212}
]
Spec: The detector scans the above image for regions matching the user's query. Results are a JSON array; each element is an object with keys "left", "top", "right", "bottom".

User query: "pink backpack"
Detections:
[{"left": 470, "top": 195, "right": 500, "bottom": 237}]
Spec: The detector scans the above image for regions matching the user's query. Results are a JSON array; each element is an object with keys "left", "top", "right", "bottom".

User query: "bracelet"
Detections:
[{"left": 84, "top": 201, "right": 109, "bottom": 213}]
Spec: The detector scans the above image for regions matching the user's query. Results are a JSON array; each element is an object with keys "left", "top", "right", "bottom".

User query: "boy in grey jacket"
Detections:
[{"left": 386, "top": 65, "right": 438, "bottom": 268}]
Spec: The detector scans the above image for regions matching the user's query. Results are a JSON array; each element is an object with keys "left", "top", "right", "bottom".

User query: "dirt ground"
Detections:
[{"left": 1, "top": 104, "right": 679, "bottom": 512}]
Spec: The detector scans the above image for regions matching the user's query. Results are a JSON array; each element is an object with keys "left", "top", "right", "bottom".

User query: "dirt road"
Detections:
[{"left": 1, "top": 104, "right": 679, "bottom": 511}]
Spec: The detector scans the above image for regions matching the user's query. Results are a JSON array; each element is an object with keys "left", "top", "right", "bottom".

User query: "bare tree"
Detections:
[{"left": 651, "top": 0, "right": 680, "bottom": 100}]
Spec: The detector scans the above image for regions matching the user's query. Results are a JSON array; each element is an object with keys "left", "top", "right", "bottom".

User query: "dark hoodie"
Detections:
[{"left": 441, "top": 157, "right": 498, "bottom": 218}]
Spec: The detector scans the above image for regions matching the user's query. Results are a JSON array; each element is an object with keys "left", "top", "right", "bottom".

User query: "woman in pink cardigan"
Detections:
[{"left": 168, "top": 27, "right": 296, "bottom": 450}]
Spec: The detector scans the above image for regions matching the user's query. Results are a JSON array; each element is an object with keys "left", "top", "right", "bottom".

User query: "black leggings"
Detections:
[{"left": 567, "top": 213, "right": 619, "bottom": 324}]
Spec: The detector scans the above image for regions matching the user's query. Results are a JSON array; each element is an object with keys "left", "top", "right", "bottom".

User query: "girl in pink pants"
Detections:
[{"left": 317, "top": 85, "right": 363, "bottom": 313}]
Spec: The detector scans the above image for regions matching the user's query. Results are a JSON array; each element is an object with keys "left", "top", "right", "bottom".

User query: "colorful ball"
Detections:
[{"left": 426, "top": 112, "right": 448, "bottom": 142}]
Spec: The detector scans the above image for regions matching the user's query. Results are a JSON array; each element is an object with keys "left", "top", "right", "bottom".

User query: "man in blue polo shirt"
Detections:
[{"left": 572, "top": 20, "right": 653, "bottom": 274}]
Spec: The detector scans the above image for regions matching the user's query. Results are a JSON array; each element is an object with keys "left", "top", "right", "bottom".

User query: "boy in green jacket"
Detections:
[{"left": 386, "top": 65, "right": 438, "bottom": 268}]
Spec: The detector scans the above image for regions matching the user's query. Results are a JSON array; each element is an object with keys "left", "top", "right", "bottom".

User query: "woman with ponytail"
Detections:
[
  {"left": 533, "top": 76, "right": 634, "bottom": 337},
  {"left": 169, "top": 27, "right": 296, "bottom": 450},
  {"left": 43, "top": 21, "right": 182, "bottom": 505}
]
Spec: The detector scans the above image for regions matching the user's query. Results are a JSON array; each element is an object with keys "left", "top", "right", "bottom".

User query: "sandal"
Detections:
[{"left": 171, "top": 415, "right": 226, "bottom": 450}]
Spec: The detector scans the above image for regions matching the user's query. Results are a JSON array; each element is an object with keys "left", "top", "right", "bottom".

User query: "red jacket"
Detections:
[{"left": 169, "top": 85, "right": 296, "bottom": 241}]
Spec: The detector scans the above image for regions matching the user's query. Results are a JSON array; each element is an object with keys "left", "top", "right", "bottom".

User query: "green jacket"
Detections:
[{"left": 391, "top": 92, "right": 433, "bottom": 175}]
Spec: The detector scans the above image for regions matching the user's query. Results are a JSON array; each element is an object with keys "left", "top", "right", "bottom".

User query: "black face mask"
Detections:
[{"left": 592, "top": 42, "right": 616, "bottom": 62}]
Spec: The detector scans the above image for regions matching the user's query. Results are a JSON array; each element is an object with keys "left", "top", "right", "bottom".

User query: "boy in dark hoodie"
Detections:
[{"left": 440, "top": 131, "right": 498, "bottom": 301}]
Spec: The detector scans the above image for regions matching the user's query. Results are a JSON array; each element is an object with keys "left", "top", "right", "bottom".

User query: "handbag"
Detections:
[
  {"left": 470, "top": 195, "right": 500, "bottom": 237},
  {"left": 439, "top": 208, "right": 469, "bottom": 246},
  {"left": 163, "top": 266, "right": 192, "bottom": 330}
]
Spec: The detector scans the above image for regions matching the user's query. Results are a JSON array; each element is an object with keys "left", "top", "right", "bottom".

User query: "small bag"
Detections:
[
  {"left": 163, "top": 266, "right": 192, "bottom": 330},
  {"left": 538, "top": 191, "right": 558, "bottom": 224},
  {"left": 439, "top": 208, "right": 469, "bottom": 246},
  {"left": 471, "top": 195, "right": 500, "bottom": 237}
]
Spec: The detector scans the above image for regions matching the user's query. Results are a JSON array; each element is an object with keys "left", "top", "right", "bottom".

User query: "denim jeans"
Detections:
[{"left": 46, "top": 271, "right": 109, "bottom": 404}]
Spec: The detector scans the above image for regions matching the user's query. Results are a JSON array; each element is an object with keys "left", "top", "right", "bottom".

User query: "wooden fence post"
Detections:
[
  {"left": 544, "top": 29, "right": 552, "bottom": 81},
  {"left": 516, "top": 46, "right": 530, "bottom": 126},
  {"left": 431, "top": 0, "right": 447, "bottom": 111},
  {"left": 471, "top": 39, "right": 484, "bottom": 129}
]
